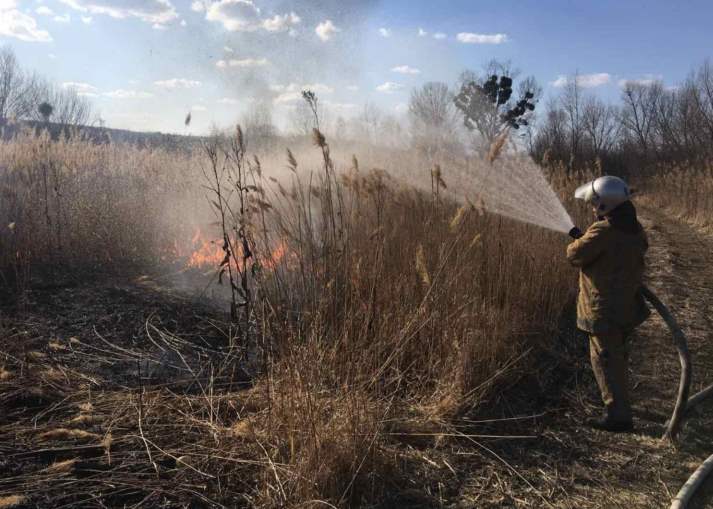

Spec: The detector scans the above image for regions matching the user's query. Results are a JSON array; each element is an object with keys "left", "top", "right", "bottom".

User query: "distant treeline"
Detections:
[
  {"left": 0, "top": 118, "right": 201, "bottom": 152},
  {"left": 530, "top": 61, "right": 713, "bottom": 175}
]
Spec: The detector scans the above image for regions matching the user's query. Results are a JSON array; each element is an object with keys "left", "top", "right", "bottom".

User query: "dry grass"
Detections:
[
  {"left": 637, "top": 161, "right": 713, "bottom": 231},
  {"left": 0, "top": 127, "right": 584, "bottom": 507},
  {"left": 0, "top": 496, "right": 27, "bottom": 509},
  {"left": 0, "top": 128, "right": 202, "bottom": 297}
]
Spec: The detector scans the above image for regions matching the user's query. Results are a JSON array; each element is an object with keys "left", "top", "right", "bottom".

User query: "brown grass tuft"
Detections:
[
  {"left": 44, "top": 459, "right": 78, "bottom": 474},
  {"left": 0, "top": 496, "right": 27, "bottom": 508},
  {"left": 37, "top": 428, "right": 100, "bottom": 442},
  {"left": 488, "top": 130, "right": 510, "bottom": 163}
]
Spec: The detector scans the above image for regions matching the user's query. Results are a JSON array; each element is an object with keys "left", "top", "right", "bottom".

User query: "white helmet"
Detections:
[{"left": 574, "top": 176, "right": 631, "bottom": 215}]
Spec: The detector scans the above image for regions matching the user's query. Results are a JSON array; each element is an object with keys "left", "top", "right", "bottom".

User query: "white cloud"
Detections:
[
  {"left": 103, "top": 89, "right": 154, "bottom": 99},
  {"left": 346, "top": 84, "right": 359, "bottom": 91},
  {"left": 62, "top": 81, "right": 98, "bottom": 96},
  {"left": 418, "top": 27, "right": 427, "bottom": 37},
  {"left": 190, "top": 0, "right": 205, "bottom": 12},
  {"left": 58, "top": 0, "right": 178, "bottom": 27},
  {"left": 618, "top": 74, "right": 663, "bottom": 88},
  {"left": 315, "top": 19, "right": 339, "bottom": 41},
  {"left": 205, "top": 0, "right": 259, "bottom": 31},
  {"left": 223, "top": 45, "right": 233, "bottom": 52},
  {"left": 272, "top": 82, "right": 334, "bottom": 103},
  {"left": 378, "top": 27, "right": 390, "bottom": 37},
  {"left": 550, "top": 76, "right": 568, "bottom": 88},
  {"left": 376, "top": 81, "right": 404, "bottom": 93},
  {"left": 0, "top": 3, "right": 53, "bottom": 42},
  {"left": 192, "top": 105, "right": 207, "bottom": 111},
  {"left": 48, "top": 53, "right": 57, "bottom": 59},
  {"left": 551, "top": 73, "right": 611, "bottom": 88},
  {"left": 54, "top": 14, "right": 71, "bottom": 23},
  {"left": 456, "top": 32, "right": 508, "bottom": 44},
  {"left": 216, "top": 57, "right": 269, "bottom": 68},
  {"left": 392, "top": 65, "right": 420, "bottom": 75},
  {"left": 36, "top": 6, "right": 55, "bottom": 16},
  {"left": 302, "top": 83, "right": 333, "bottom": 94},
  {"left": 273, "top": 92, "right": 302, "bottom": 103},
  {"left": 432, "top": 32, "right": 446, "bottom": 40},
  {"left": 152, "top": 22, "right": 167, "bottom": 30},
  {"left": 203, "top": 0, "right": 298, "bottom": 33},
  {"left": 154, "top": 78, "right": 202, "bottom": 89},
  {"left": 218, "top": 97, "right": 239, "bottom": 104},
  {"left": 81, "top": 15, "right": 92, "bottom": 23},
  {"left": 323, "top": 100, "right": 359, "bottom": 115},
  {"left": 262, "top": 12, "right": 299, "bottom": 32},
  {"left": 180, "top": 19, "right": 186, "bottom": 26},
  {"left": 578, "top": 73, "right": 611, "bottom": 87}
]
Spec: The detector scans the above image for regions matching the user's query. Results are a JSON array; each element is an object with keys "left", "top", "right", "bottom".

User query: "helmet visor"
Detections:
[{"left": 574, "top": 181, "right": 595, "bottom": 202}]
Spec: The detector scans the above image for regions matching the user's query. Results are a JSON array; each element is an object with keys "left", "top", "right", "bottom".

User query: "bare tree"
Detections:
[
  {"left": 530, "top": 99, "right": 568, "bottom": 163},
  {"left": 409, "top": 82, "right": 456, "bottom": 129},
  {"left": 692, "top": 60, "right": 713, "bottom": 149},
  {"left": 1, "top": 45, "right": 94, "bottom": 126},
  {"left": 242, "top": 101, "right": 277, "bottom": 147},
  {"left": 409, "top": 81, "right": 461, "bottom": 158},
  {"left": 0, "top": 45, "right": 33, "bottom": 120},
  {"left": 559, "top": 74, "right": 585, "bottom": 167},
  {"left": 48, "top": 85, "right": 93, "bottom": 126},
  {"left": 358, "top": 102, "right": 383, "bottom": 144},
  {"left": 582, "top": 95, "right": 620, "bottom": 158},
  {"left": 620, "top": 81, "right": 661, "bottom": 156},
  {"left": 379, "top": 114, "right": 404, "bottom": 148}
]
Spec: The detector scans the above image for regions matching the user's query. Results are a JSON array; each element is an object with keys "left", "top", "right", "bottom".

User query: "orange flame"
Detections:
[
  {"left": 184, "top": 227, "right": 292, "bottom": 272},
  {"left": 187, "top": 238, "right": 225, "bottom": 269}
]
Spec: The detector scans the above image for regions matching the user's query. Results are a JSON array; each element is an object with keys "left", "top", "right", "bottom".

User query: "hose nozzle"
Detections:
[{"left": 568, "top": 226, "right": 583, "bottom": 239}]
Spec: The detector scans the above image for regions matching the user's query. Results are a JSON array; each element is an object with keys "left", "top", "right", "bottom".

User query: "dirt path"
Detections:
[{"left": 452, "top": 207, "right": 713, "bottom": 508}]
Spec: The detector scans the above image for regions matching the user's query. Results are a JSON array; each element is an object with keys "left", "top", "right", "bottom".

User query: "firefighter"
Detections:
[{"left": 567, "top": 176, "right": 650, "bottom": 432}]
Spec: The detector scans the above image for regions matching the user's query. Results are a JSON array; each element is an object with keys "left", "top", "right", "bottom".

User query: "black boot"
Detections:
[{"left": 587, "top": 414, "right": 633, "bottom": 432}]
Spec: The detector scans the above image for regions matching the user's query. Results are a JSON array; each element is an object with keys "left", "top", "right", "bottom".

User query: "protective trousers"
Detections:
[{"left": 589, "top": 331, "right": 632, "bottom": 422}]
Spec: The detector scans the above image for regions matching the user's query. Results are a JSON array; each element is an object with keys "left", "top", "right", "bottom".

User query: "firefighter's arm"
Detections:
[{"left": 566, "top": 221, "right": 609, "bottom": 268}]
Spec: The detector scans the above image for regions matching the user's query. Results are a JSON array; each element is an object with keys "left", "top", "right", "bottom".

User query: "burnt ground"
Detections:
[
  {"left": 449, "top": 207, "right": 713, "bottom": 508},
  {"left": 1, "top": 208, "right": 712, "bottom": 508}
]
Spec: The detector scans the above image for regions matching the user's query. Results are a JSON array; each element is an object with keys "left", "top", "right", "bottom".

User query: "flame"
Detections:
[
  {"left": 263, "top": 241, "right": 289, "bottom": 270},
  {"left": 183, "top": 227, "right": 293, "bottom": 272},
  {"left": 187, "top": 236, "right": 225, "bottom": 269}
]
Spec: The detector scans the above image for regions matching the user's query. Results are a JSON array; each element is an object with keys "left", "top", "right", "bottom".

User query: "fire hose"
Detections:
[{"left": 568, "top": 227, "right": 713, "bottom": 508}]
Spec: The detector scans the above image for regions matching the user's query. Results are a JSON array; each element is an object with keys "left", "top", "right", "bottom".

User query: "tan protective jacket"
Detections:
[{"left": 567, "top": 218, "right": 650, "bottom": 334}]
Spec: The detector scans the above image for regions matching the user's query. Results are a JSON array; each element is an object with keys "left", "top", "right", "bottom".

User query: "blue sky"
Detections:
[{"left": 1, "top": 0, "right": 711, "bottom": 134}]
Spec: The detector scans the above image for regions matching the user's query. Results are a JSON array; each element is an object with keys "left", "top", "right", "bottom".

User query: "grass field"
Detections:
[{"left": 0, "top": 126, "right": 710, "bottom": 507}]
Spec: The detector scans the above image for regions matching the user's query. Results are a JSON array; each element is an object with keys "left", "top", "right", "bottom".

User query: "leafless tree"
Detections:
[
  {"left": 242, "top": 101, "right": 277, "bottom": 147},
  {"left": 1, "top": 45, "right": 94, "bottom": 126},
  {"left": 582, "top": 95, "right": 620, "bottom": 158},
  {"left": 358, "top": 102, "right": 383, "bottom": 144},
  {"left": 620, "top": 81, "right": 661, "bottom": 156},
  {"left": 0, "top": 45, "right": 34, "bottom": 120},
  {"left": 559, "top": 74, "right": 585, "bottom": 167},
  {"left": 408, "top": 81, "right": 461, "bottom": 159},
  {"left": 692, "top": 60, "right": 713, "bottom": 148},
  {"left": 379, "top": 114, "right": 404, "bottom": 148}
]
